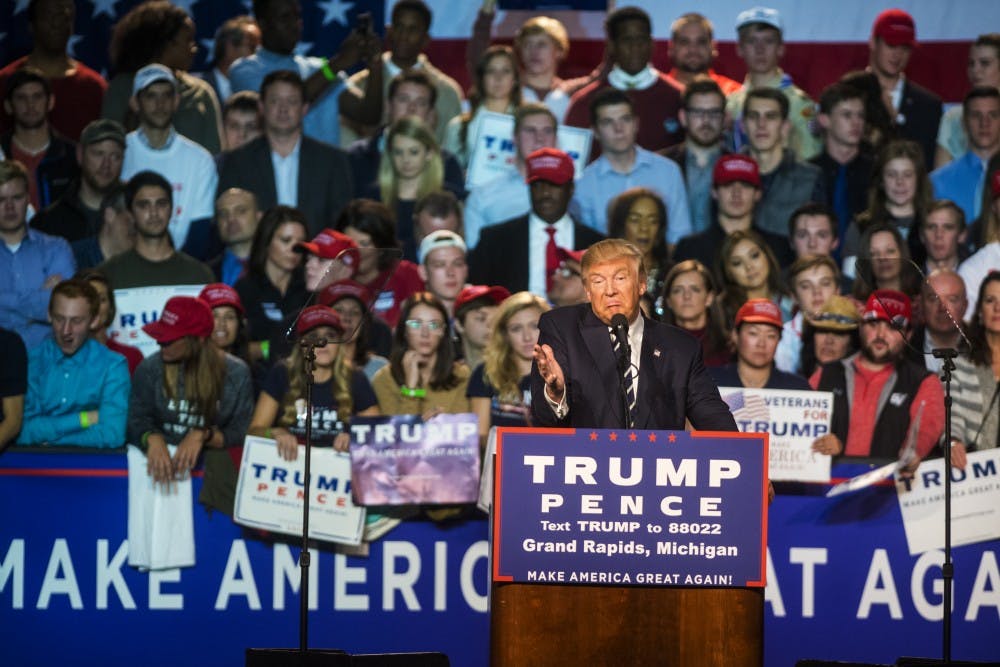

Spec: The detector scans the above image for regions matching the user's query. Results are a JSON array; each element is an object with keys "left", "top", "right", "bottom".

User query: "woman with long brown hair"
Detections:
[{"left": 659, "top": 260, "right": 730, "bottom": 367}]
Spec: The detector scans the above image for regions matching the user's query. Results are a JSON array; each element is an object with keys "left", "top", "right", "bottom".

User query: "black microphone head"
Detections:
[{"left": 610, "top": 314, "right": 629, "bottom": 331}]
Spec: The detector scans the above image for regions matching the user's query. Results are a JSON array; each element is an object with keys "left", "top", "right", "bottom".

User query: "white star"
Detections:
[
  {"left": 13, "top": 0, "right": 30, "bottom": 14},
  {"left": 318, "top": 0, "right": 353, "bottom": 27},
  {"left": 90, "top": 0, "right": 119, "bottom": 20},
  {"left": 67, "top": 34, "right": 84, "bottom": 58},
  {"left": 294, "top": 41, "right": 315, "bottom": 56}
]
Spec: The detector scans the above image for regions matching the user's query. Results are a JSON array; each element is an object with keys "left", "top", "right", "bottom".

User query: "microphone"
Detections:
[{"left": 610, "top": 313, "right": 630, "bottom": 369}]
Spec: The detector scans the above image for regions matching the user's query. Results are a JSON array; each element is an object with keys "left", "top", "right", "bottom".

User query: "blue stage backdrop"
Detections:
[{"left": 1, "top": 448, "right": 998, "bottom": 666}]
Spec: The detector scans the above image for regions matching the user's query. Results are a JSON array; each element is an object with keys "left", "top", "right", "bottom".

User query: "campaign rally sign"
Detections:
[
  {"left": 234, "top": 436, "right": 365, "bottom": 545},
  {"left": 464, "top": 110, "right": 592, "bottom": 189},
  {"left": 492, "top": 428, "right": 768, "bottom": 588},
  {"left": 349, "top": 414, "right": 481, "bottom": 506},
  {"left": 896, "top": 448, "right": 1000, "bottom": 555},
  {"left": 110, "top": 284, "right": 207, "bottom": 358},
  {"left": 719, "top": 387, "right": 833, "bottom": 483}
]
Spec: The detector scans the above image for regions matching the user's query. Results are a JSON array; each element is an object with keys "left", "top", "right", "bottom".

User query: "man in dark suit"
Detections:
[
  {"left": 467, "top": 147, "right": 604, "bottom": 296},
  {"left": 216, "top": 70, "right": 352, "bottom": 235},
  {"left": 531, "top": 237, "right": 736, "bottom": 431},
  {"left": 867, "top": 9, "right": 942, "bottom": 168}
]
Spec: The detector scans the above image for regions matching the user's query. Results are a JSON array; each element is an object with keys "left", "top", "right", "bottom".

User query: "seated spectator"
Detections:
[
  {"left": 229, "top": 0, "right": 382, "bottom": 147},
  {"left": 414, "top": 189, "right": 462, "bottom": 245},
  {"left": 664, "top": 13, "right": 741, "bottom": 95},
  {"left": 727, "top": 6, "right": 820, "bottom": 160},
  {"left": 468, "top": 147, "right": 604, "bottom": 297},
  {"left": 714, "top": 229, "right": 791, "bottom": 331},
  {"left": 340, "top": 0, "right": 463, "bottom": 145},
  {"left": 774, "top": 255, "right": 841, "bottom": 374},
  {"left": 936, "top": 34, "right": 1000, "bottom": 168},
  {"left": 103, "top": 1, "right": 223, "bottom": 154},
  {"left": 663, "top": 77, "right": 729, "bottom": 235},
  {"left": 709, "top": 298, "right": 810, "bottom": 390},
  {"left": 547, "top": 248, "right": 588, "bottom": 309},
  {"left": 218, "top": 70, "right": 353, "bottom": 237},
  {"left": 919, "top": 200, "right": 969, "bottom": 273},
  {"left": 220, "top": 91, "right": 262, "bottom": 152},
  {"left": 910, "top": 269, "right": 969, "bottom": 374},
  {"left": 659, "top": 259, "right": 730, "bottom": 367},
  {"left": 810, "top": 82, "right": 875, "bottom": 254},
  {"left": 199, "top": 283, "right": 253, "bottom": 370},
  {"left": 931, "top": 87, "right": 1000, "bottom": 222},
  {"left": 564, "top": 6, "right": 684, "bottom": 157},
  {"left": 959, "top": 171, "right": 1000, "bottom": 319},
  {"left": 798, "top": 294, "right": 861, "bottom": 378},
  {"left": 1, "top": 67, "right": 78, "bottom": 211},
  {"left": 129, "top": 295, "right": 253, "bottom": 515},
  {"left": 607, "top": 188, "right": 671, "bottom": 308},
  {"left": 233, "top": 205, "right": 309, "bottom": 367},
  {"left": 453, "top": 284, "right": 509, "bottom": 371},
  {"left": 298, "top": 228, "right": 360, "bottom": 294},
  {"left": 788, "top": 203, "right": 840, "bottom": 261},
  {"left": 248, "top": 305, "right": 379, "bottom": 458},
  {"left": 741, "top": 87, "right": 825, "bottom": 238},
  {"left": 121, "top": 64, "right": 218, "bottom": 250},
  {"left": 76, "top": 268, "right": 144, "bottom": 375},
  {"left": 850, "top": 222, "right": 922, "bottom": 303},
  {"left": 809, "top": 290, "right": 944, "bottom": 470},
  {"left": 0, "top": 0, "right": 107, "bottom": 142},
  {"left": 98, "top": 171, "right": 214, "bottom": 289},
  {"left": 72, "top": 184, "right": 136, "bottom": 271},
  {"left": 0, "top": 159, "right": 76, "bottom": 348},
  {"left": 572, "top": 89, "right": 691, "bottom": 243},
  {"left": 463, "top": 103, "right": 559, "bottom": 248},
  {"left": 469, "top": 291, "right": 549, "bottom": 445},
  {"left": 16, "top": 278, "right": 129, "bottom": 447},
  {"left": 950, "top": 271, "right": 1000, "bottom": 465},
  {"left": 372, "top": 292, "right": 471, "bottom": 415},
  {"left": 185, "top": 188, "right": 261, "bottom": 281},
  {"left": 443, "top": 46, "right": 520, "bottom": 170},
  {"left": 0, "top": 326, "right": 27, "bottom": 451},
  {"left": 838, "top": 69, "right": 895, "bottom": 155},
  {"left": 32, "top": 119, "right": 126, "bottom": 245},
  {"left": 673, "top": 154, "right": 793, "bottom": 270},
  {"left": 196, "top": 15, "right": 261, "bottom": 106},
  {"left": 318, "top": 280, "right": 392, "bottom": 378},
  {"left": 335, "top": 199, "right": 424, "bottom": 328},
  {"left": 417, "top": 230, "right": 467, "bottom": 317},
  {"left": 348, "top": 70, "right": 464, "bottom": 200}
]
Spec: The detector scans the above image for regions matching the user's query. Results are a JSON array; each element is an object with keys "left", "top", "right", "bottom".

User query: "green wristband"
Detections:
[
  {"left": 400, "top": 386, "right": 427, "bottom": 398},
  {"left": 260, "top": 340, "right": 270, "bottom": 361},
  {"left": 320, "top": 58, "right": 337, "bottom": 82},
  {"left": 79, "top": 411, "right": 90, "bottom": 429}
]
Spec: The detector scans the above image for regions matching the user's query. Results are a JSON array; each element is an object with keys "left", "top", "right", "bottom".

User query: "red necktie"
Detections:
[{"left": 545, "top": 226, "right": 559, "bottom": 293}]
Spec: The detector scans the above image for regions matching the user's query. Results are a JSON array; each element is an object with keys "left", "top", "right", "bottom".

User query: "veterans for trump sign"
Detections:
[
  {"left": 491, "top": 428, "right": 768, "bottom": 588},
  {"left": 719, "top": 387, "right": 834, "bottom": 482},
  {"left": 234, "top": 436, "right": 366, "bottom": 545}
]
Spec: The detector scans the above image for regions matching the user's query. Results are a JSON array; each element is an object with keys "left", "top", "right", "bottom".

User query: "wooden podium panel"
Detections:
[{"left": 490, "top": 583, "right": 763, "bottom": 667}]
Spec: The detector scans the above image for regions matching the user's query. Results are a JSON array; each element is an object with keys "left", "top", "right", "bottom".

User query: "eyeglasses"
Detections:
[
  {"left": 685, "top": 108, "right": 724, "bottom": 121},
  {"left": 404, "top": 319, "right": 445, "bottom": 331}
]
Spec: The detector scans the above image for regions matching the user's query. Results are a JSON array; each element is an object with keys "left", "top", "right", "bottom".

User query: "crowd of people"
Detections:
[{"left": 2, "top": 1, "right": 1000, "bottom": 519}]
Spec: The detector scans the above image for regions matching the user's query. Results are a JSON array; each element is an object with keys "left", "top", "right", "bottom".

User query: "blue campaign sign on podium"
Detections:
[{"left": 492, "top": 428, "right": 769, "bottom": 588}]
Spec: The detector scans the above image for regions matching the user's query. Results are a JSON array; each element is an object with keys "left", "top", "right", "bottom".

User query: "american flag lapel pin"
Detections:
[{"left": 653, "top": 348, "right": 661, "bottom": 358}]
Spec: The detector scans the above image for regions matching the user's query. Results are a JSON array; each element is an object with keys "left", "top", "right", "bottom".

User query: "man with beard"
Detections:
[
  {"left": 809, "top": 289, "right": 944, "bottom": 467},
  {"left": 32, "top": 119, "right": 125, "bottom": 243},
  {"left": 1, "top": 67, "right": 78, "bottom": 211},
  {"left": 98, "top": 170, "right": 213, "bottom": 289},
  {"left": 664, "top": 13, "right": 740, "bottom": 95}
]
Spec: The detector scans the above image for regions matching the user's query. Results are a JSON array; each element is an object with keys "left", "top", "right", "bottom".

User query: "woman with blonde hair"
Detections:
[{"left": 468, "top": 292, "right": 550, "bottom": 443}]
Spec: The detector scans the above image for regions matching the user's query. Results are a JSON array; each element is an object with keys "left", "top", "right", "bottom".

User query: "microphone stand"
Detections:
[
  {"left": 932, "top": 346, "right": 958, "bottom": 664},
  {"left": 297, "top": 337, "right": 324, "bottom": 653},
  {"left": 616, "top": 345, "right": 632, "bottom": 430}
]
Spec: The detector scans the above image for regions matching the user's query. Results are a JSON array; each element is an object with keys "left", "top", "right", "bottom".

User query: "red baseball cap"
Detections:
[
  {"left": 142, "top": 296, "right": 214, "bottom": 344},
  {"left": 872, "top": 9, "right": 916, "bottom": 48},
  {"left": 198, "top": 283, "right": 245, "bottom": 316},
  {"left": 713, "top": 154, "right": 761, "bottom": 188},
  {"left": 454, "top": 285, "right": 510, "bottom": 316},
  {"left": 296, "top": 228, "right": 360, "bottom": 273},
  {"left": 863, "top": 289, "right": 912, "bottom": 328},
  {"left": 735, "top": 298, "right": 783, "bottom": 329},
  {"left": 318, "top": 279, "right": 372, "bottom": 309},
  {"left": 525, "top": 147, "right": 575, "bottom": 185},
  {"left": 991, "top": 169, "right": 1000, "bottom": 199},
  {"left": 295, "top": 305, "right": 345, "bottom": 338}
]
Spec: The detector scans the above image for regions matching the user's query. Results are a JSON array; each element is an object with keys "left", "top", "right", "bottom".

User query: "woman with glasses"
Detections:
[
  {"left": 248, "top": 305, "right": 379, "bottom": 459},
  {"left": 372, "top": 293, "right": 470, "bottom": 416}
]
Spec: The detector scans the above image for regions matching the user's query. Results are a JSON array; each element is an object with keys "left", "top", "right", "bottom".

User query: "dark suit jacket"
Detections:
[
  {"left": 216, "top": 134, "right": 353, "bottom": 235},
  {"left": 530, "top": 304, "right": 737, "bottom": 431},
  {"left": 897, "top": 80, "right": 942, "bottom": 171},
  {"left": 466, "top": 214, "right": 605, "bottom": 294}
]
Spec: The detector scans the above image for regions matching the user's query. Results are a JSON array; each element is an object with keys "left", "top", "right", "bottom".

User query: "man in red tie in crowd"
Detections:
[{"left": 467, "top": 147, "right": 604, "bottom": 298}]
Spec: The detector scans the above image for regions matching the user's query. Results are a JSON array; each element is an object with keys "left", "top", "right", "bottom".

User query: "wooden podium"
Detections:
[
  {"left": 490, "top": 583, "right": 763, "bottom": 666},
  {"left": 489, "top": 428, "right": 767, "bottom": 667}
]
